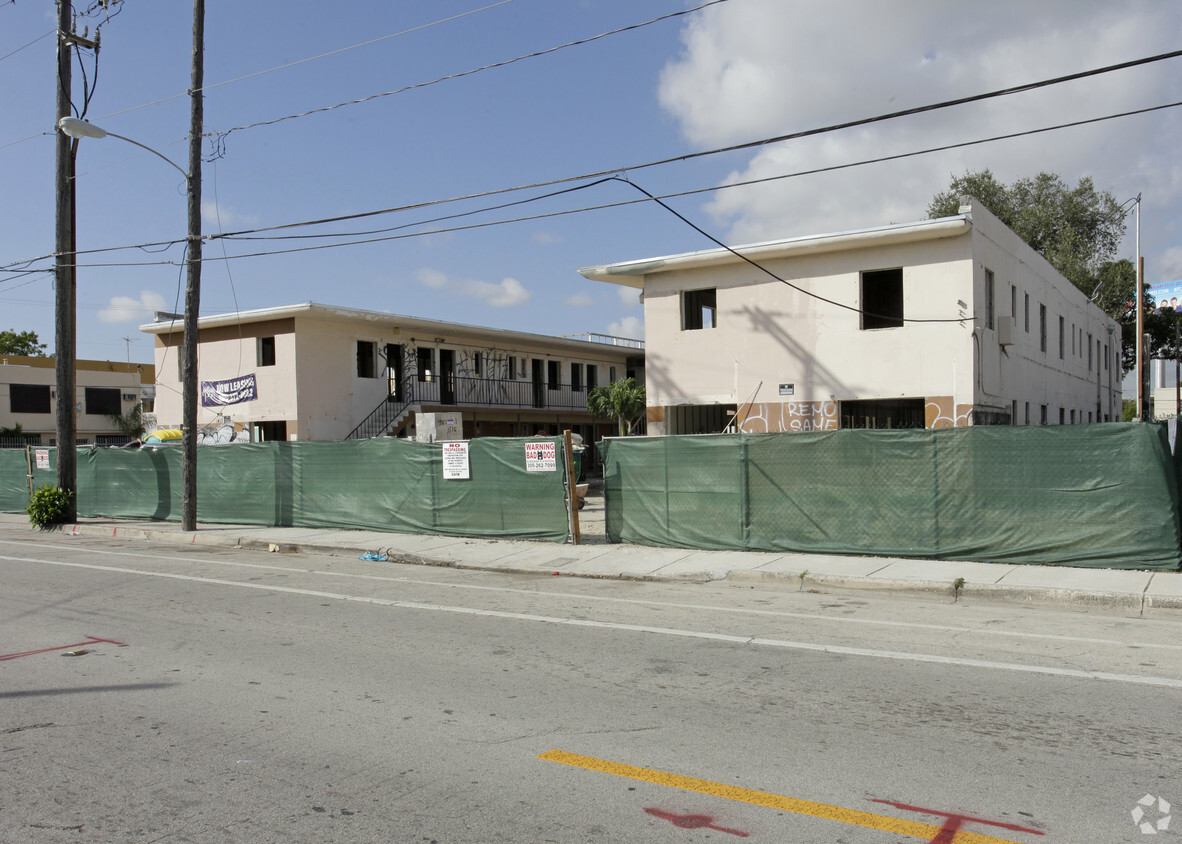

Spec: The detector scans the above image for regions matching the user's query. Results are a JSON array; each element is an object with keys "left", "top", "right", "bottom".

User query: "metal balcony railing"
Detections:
[{"left": 348, "top": 375, "right": 595, "bottom": 438}]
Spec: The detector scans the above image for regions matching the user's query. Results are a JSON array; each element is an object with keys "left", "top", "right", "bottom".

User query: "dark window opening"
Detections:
[
  {"left": 10, "top": 383, "right": 51, "bottom": 414},
  {"left": 985, "top": 269, "right": 995, "bottom": 329},
  {"left": 547, "top": 360, "right": 560, "bottom": 389},
  {"left": 509, "top": 356, "right": 517, "bottom": 380},
  {"left": 357, "top": 341, "right": 377, "bottom": 378},
  {"left": 84, "top": 387, "right": 121, "bottom": 417},
  {"left": 861, "top": 269, "right": 903, "bottom": 330},
  {"left": 417, "top": 347, "right": 433, "bottom": 382},
  {"left": 681, "top": 288, "right": 717, "bottom": 330},
  {"left": 257, "top": 336, "right": 276, "bottom": 367},
  {"left": 253, "top": 420, "right": 288, "bottom": 442},
  {"left": 586, "top": 365, "right": 598, "bottom": 391},
  {"left": 570, "top": 362, "right": 583, "bottom": 392},
  {"left": 840, "top": 398, "right": 924, "bottom": 429}
]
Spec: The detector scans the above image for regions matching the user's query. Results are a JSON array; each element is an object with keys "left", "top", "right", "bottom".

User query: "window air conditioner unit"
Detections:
[
  {"left": 997, "top": 316, "right": 1015, "bottom": 346},
  {"left": 122, "top": 393, "right": 137, "bottom": 401}
]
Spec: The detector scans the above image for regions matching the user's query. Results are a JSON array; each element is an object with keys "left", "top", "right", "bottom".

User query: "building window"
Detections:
[
  {"left": 10, "top": 383, "right": 51, "bottom": 414},
  {"left": 1039, "top": 305, "right": 1047, "bottom": 353},
  {"left": 1104, "top": 343, "right": 1109, "bottom": 370},
  {"left": 257, "top": 336, "right": 276, "bottom": 367},
  {"left": 1088, "top": 334, "right": 1093, "bottom": 371},
  {"left": 1024, "top": 293, "right": 1030, "bottom": 332},
  {"left": 610, "top": 366, "right": 617, "bottom": 382},
  {"left": 1010, "top": 284, "right": 1017, "bottom": 321},
  {"left": 1025, "top": 402, "right": 1030, "bottom": 425},
  {"left": 570, "top": 362, "right": 583, "bottom": 392},
  {"left": 509, "top": 356, "right": 517, "bottom": 380},
  {"left": 861, "top": 268, "right": 904, "bottom": 330},
  {"left": 1058, "top": 316, "right": 1064, "bottom": 359},
  {"left": 417, "top": 347, "right": 433, "bottom": 382},
  {"left": 357, "top": 341, "right": 377, "bottom": 378},
  {"left": 1040, "top": 404, "right": 1048, "bottom": 425},
  {"left": 681, "top": 288, "right": 717, "bottom": 330},
  {"left": 547, "top": 360, "right": 560, "bottom": 389},
  {"left": 984, "top": 269, "right": 995, "bottom": 330},
  {"left": 587, "top": 364, "right": 598, "bottom": 391},
  {"left": 84, "top": 387, "right": 121, "bottom": 417},
  {"left": 473, "top": 352, "right": 483, "bottom": 377},
  {"left": 1059, "top": 408, "right": 1065, "bottom": 425}
]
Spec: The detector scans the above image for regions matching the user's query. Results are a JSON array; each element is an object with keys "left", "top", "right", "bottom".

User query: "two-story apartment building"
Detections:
[
  {"left": 579, "top": 198, "right": 1120, "bottom": 435},
  {"left": 141, "top": 303, "right": 644, "bottom": 445},
  {"left": 0, "top": 355, "right": 154, "bottom": 445}
]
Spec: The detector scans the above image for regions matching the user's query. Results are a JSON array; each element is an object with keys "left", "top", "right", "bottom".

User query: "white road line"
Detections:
[
  {"left": 2, "top": 537, "right": 1179, "bottom": 652},
  {"left": 4, "top": 552, "right": 1181, "bottom": 690}
]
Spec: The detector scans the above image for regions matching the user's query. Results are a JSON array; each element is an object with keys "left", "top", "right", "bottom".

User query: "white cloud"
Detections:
[
  {"left": 98, "top": 291, "right": 168, "bottom": 324},
  {"left": 532, "top": 231, "right": 565, "bottom": 245},
  {"left": 617, "top": 286, "right": 642, "bottom": 309},
  {"left": 417, "top": 268, "right": 532, "bottom": 307},
  {"left": 416, "top": 268, "right": 448, "bottom": 289},
  {"left": 607, "top": 316, "right": 643, "bottom": 340},
  {"left": 201, "top": 200, "right": 257, "bottom": 229},
  {"left": 565, "top": 292, "right": 594, "bottom": 307},
  {"left": 658, "top": 1, "right": 1182, "bottom": 269}
]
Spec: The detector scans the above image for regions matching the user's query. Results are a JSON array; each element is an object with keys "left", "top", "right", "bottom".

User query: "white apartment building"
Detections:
[
  {"left": 0, "top": 354, "right": 154, "bottom": 445},
  {"left": 579, "top": 198, "right": 1121, "bottom": 434},
  {"left": 141, "top": 303, "right": 643, "bottom": 444}
]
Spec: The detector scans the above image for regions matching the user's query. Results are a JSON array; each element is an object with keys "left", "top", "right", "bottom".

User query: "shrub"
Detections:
[{"left": 26, "top": 484, "right": 73, "bottom": 529}]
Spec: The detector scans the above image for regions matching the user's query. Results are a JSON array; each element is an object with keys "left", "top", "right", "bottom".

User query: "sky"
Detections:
[{"left": 2, "top": 0, "right": 1181, "bottom": 365}]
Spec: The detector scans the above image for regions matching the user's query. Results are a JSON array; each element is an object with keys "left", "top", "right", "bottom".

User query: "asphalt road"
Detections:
[{"left": 2, "top": 526, "right": 1180, "bottom": 843}]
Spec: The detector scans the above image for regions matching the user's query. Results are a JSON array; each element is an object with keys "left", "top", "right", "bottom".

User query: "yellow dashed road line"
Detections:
[{"left": 537, "top": 749, "right": 1034, "bottom": 844}]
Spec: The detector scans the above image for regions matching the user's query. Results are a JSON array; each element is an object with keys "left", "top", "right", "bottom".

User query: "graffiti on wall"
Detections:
[
  {"left": 197, "top": 423, "right": 251, "bottom": 444},
  {"left": 738, "top": 401, "right": 839, "bottom": 433},
  {"left": 924, "top": 396, "right": 973, "bottom": 428}
]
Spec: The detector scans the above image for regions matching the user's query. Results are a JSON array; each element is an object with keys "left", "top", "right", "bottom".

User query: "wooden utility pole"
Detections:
[
  {"left": 181, "top": 0, "right": 204, "bottom": 530},
  {"left": 54, "top": 0, "right": 77, "bottom": 521},
  {"left": 564, "top": 429, "right": 581, "bottom": 544}
]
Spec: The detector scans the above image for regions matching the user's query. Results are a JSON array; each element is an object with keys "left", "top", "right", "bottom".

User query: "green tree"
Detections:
[
  {"left": 586, "top": 377, "right": 646, "bottom": 436},
  {"left": 106, "top": 404, "right": 147, "bottom": 441},
  {"left": 0, "top": 329, "right": 48, "bottom": 357},
  {"left": 927, "top": 170, "right": 1127, "bottom": 293}
]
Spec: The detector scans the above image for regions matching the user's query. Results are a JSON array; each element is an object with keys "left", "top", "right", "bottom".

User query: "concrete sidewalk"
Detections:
[{"left": 3, "top": 495, "right": 1181, "bottom": 614}]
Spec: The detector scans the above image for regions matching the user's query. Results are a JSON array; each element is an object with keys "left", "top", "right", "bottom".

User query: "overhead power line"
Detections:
[
  {"left": 198, "top": 48, "right": 1182, "bottom": 241},
  {"left": 93, "top": 0, "right": 522, "bottom": 121},
  {"left": 5, "top": 96, "right": 1179, "bottom": 280},
  {"left": 204, "top": 0, "right": 731, "bottom": 153}
]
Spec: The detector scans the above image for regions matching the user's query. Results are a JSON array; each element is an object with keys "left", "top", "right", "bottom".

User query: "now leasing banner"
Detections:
[{"left": 201, "top": 374, "right": 258, "bottom": 407}]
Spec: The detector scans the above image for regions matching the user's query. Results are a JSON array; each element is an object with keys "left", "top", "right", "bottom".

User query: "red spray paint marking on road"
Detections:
[
  {"left": 644, "top": 808, "right": 749, "bottom": 837},
  {"left": 0, "top": 636, "right": 126, "bottom": 661},
  {"left": 872, "top": 799, "right": 1044, "bottom": 843}
]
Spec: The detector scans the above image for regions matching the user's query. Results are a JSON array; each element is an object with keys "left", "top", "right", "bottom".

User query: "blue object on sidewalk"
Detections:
[{"left": 359, "top": 552, "right": 388, "bottom": 561}]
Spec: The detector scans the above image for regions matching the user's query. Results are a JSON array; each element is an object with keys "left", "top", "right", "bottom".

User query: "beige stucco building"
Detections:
[
  {"left": 579, "top": 199, "right": 1121, "bottom": 435},
  {"left": 141, "top": 303, "right": 643, "bottom": 444},
  {"left": 0, "top": 354, "right": 154, "bottom": 445}
]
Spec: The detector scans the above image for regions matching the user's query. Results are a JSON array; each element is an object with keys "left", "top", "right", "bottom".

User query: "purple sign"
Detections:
[{"left": 201, "top": 374, "right": 258, "bottom": 407}]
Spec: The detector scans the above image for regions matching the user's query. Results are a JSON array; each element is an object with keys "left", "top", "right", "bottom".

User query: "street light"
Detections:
[{"left": 56, "top": 115, "right": 202, "bottom": 530}]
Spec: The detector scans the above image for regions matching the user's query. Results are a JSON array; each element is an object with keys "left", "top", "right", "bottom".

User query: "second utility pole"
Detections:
[{"left": 181, "top": 0, "right": 204, "bottom": 531}]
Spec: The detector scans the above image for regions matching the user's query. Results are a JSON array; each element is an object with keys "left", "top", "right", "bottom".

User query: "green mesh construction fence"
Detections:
[
  {"left": 601, "top": 424, "right": 1182, "bottom": 570},
  {"left": 0, "top": 449, "right": 31, "bottom": 512},
  {"left": 4, "top": 438, "right": 570, "bottom": 542}
]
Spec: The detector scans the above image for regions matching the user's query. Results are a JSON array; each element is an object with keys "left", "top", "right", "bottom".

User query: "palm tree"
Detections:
[{"left": 586, "top": 377, "right": 646, "bottom": 436}]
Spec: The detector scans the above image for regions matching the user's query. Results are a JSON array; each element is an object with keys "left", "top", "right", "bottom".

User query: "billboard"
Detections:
[{"left": 1148, "top": 279, "right": 1182, "bottom": 310}]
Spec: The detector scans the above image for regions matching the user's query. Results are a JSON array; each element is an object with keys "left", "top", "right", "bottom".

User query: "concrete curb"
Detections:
[{"left": 14, "top": 517, "right": 1181, "bottom": 615}]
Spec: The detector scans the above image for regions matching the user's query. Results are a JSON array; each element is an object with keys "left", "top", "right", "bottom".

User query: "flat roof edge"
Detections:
[{"left": 578, "top": 215, "right": 972, "bottom": 284}]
